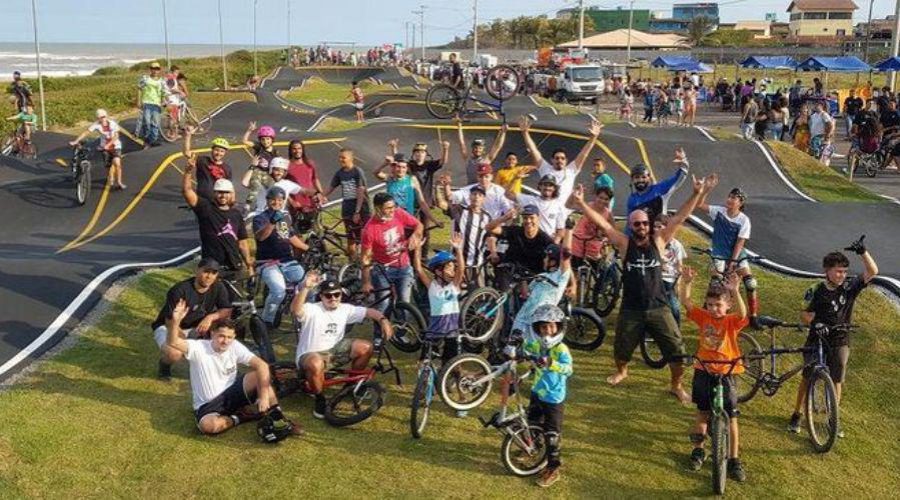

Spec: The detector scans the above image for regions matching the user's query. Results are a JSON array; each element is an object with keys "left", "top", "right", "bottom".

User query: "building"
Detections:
[
  {"left": 717, "top": 20, "right": 773, "bottom": 38},
  {"left": 556, "top": 7, "right": 652, "bottom": 32},
  {"left": 673, "top": 3, "right": 720, "bottom": 23},
  {"left": 853, "top": 15, "right": 895, "bottom": 39},
  {"left": 786, "top": 0, "right": 857, "bottom": 38},
  {"left": 556, "top": 29, "right": 688, "bottom": 51},
  {"left": 649, "top": 18, "right": 692, "bottom": 32}
]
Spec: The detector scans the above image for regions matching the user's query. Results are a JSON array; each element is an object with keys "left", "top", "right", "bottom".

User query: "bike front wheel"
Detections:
[
  {"left": 593, "top": 264, "right": 621, "bottom": 317},
  {"left": 387, "top": 301, "right": 426, "bottom": 353},
  {"left": 458, "top": 286, "right": 505, "bottom": 344},
  {"left": 640, "top": 335, "right": 667, "bottom": 369},
  {"left": 325, "top": 380, "right": 385, "bottom": 427},
  {"left": 425, "top": 84, "right": 462, "bottom": 119},
  {"left": 160, "top": 111, "right": 181, "bottom": 142},
  {"left": 410, "top": 366, "right": 434, "bottom": 439},
  {"left": 562, "top": 307, "right": 606, "bottom": 351},
  {"left": 710, "top": 412, "right": 730, "bottom": 495},
  {"left": 75, "top": 162, "right": 91, "bottom": 206},
  {"left": 437, "top": 354, "right": 492, "bottom": 411},
  {"left": 501, "top": 423, "right": 548, "bottom": 476},
  {"left": 484, "top": 65, "right": 521, "bottom": 101},
  {"left": 806, "top": 368, "right": 839, "bottom": 453}
]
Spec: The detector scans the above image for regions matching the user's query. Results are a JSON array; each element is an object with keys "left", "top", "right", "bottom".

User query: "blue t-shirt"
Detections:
[
  {"left": 709, "top": 205, "right": 751, "bottom": 259},
  {"left": 512, "top": 268, "right": 571, "bottom": 337},
  {"left": 426, "top": 281, "right": 460, "bottom": 336},
  {"left": 252, "top": 209, "right": 295, "bottom": 261},
  {"left": 387, "top": 175, "right": 416, "bottom": 214},
  {"left": 593, "top": 173, "right": 615, "bottom": 209},
  {"left": 523, "top": 338, "right": 573, "bottom": 404},
  {"left": 625, "top": 167, "right": 687, "bottom": 235}
]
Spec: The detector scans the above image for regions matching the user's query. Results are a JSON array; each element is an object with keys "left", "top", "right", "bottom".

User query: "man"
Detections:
[
  {"left": 253, "top": 186, "right": 309, "bottom": 327},
  {"left": 448, "top": 53, "right": 464, "bottom": 88},
  {"left": 505, "top": 174, "right": 567, "bottom": 242},
  {"left": 152, "top": 258, "right": 232, "bottom": 379},
  {"left": 454, "top": 185, "right": 494, "bottom": 287},
  {"left": 69, "top": 109, "right": 126, "bottom": 191},
  {"left": 571, "top": 171, "right": 714, "bottom": 402},
  {"left": 520, "top": 115, "right": 602, "bottom": 201},
  {"left": 285, "top": 139, "right": 327, "bottom": 232},
  {"left": 166, "top": 303, "right": 299, "bottom": 437},
  {"left": 842, "top": 89, "right": 864, "bottom": 137},
  {"left": 291, "top": 272, "right": 393, "bottom": 419},
  {"left": 626, "top": 148, "right": 689, "bottom": 232},
  {"left": 375, "top": 153, "right": 439, "bottom": 227},
  {"left": 136, "top": 61, "right": 165, "bottom": 147},
  {"left": 486, "top": 205, "right": 554, "bottom": 276},
  {"left": 387, "top": 138, "right": 450, "bottom": 204},
  {"left": 442, "top": 162, "right": 513, "bottom": 221},
  {"left": 182, "top": 159, "right": 254, "bottom": 276},
  {"left": 493, "top": 151, "right": 538, "bottom": 194},
  {"left": 457, "top": 118, "right": 507, "bottom": 184},
  {"left": 8, "top": 71, "right": 33, "bottom": 112},
  {"left": 184, "top": 126, "right": 232, "bottom": 203},
  {"left": 808, "top": 100, "right": 835, "bottom": 165},
  {"left": 360, "top": 193, "right": 424, "bottom": 321}
]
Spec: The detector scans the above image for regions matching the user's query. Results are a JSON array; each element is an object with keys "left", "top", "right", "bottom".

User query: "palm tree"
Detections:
[{"left": 687, "top": 16, "right": 714, "bottom": 46}]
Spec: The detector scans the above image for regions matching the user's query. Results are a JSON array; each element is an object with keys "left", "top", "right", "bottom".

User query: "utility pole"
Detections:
[
  {"left": 217, "top": 0, "right": 228, "bottom": 89},
  {"left": 30, "top": 0, "right": 46, "bottom": 131},
  {"left": 161, "top": 0, "right": 170, "bottom": 69},
  {"left": 420, "top": 6, "right": 427, "bottom": 60},
  {"left": 890, "top": 0, "right": 900, "bottom": 89},
  {"left": 287, "top": 0, "right": 292, "bottom": 50},
  {"left": 578, "top": 0, "right": 585, "bottom": 50},
  {"left": 473, "top": 0, "right": 479, "bottom": 62},
  {"left": 406, "top": 21, "right": 410, "bottom": 55},
  {"left": 626, "top": 0, "right": 635, "bottom": 63},
  {"left": 862, "top": 0, "right": 874, "bottom": 63},
  {"left": 412, "top": 20, "right": 417, "bottom": 58},
  {"left": 253, "top": 0, "right": 258, "bottom": 76}
]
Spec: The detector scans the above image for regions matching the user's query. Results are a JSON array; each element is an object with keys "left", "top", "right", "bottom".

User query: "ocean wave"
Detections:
[{"left": 0, "top": 52, "right": 128, "bottom": 61}]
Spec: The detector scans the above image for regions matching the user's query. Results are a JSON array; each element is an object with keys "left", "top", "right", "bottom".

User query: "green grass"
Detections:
[
  {"left": 1, "top": 218, "right": 898, "bottom": 497},
  {"left": 281, "top": 79, "right": 398, "bottom": 109},
  {"left": 531, "top": 96, "right": 581, "bottom": 116},
  {"left": 767, "top": 141, "right": 884, "bottom": 203},
  {"left": 314, "top": 116, "right": 368, "bottom": 133}
]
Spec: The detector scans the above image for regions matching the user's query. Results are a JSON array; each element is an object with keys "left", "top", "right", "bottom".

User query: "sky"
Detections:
[{"left": 0, "top": 0, "right": 895, "bottom": 47}]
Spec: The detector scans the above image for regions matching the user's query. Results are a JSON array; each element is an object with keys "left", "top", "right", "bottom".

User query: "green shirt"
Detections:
[
  {"left": 139, "top": 75, "right": 164, "bottom": 105},
  {"left": 16, "top": 112, "right": 37, "bottom": 126}
]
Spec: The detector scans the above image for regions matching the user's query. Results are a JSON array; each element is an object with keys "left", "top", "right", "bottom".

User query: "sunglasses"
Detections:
[
  {"left": 631, "top": 221, "right": 650, "bottom": 227},
  {"left": 321, "top": 292, "right": 341, "bottom": 299}
]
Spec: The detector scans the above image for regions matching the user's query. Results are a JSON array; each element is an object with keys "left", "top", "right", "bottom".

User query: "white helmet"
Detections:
[
  {"left": 212, "top": 178, "right": 234, "bottom": 193},
  {"left": 530, "top": 304, "right": 566, "bottom": 349},
  {"left": 269, "top": 157, "right": 289, "bottom": 171}
]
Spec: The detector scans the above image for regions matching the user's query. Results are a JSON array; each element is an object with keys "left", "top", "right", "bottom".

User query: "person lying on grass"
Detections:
[{"left": 166, "top": 301, "right": 301, "bottom": 437}]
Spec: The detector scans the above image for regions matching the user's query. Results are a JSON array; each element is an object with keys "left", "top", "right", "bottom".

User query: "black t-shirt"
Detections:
[
  {"left": 843, "top": 97, "right": 864, "bottom": 116},
  {"left": 880, "top": 110, "right": 900, "bottom": 132},
  {"left": 500, "top": 226, "right": 554, "bottom": 274},
  {"left": 151, "top": 278, "right": 230, "bottom": 330},
  {"left": 252, "top": 209, "right": 295, "bottom": 261},
  {"left": 195, "top": 156, "right": 233, "bottom": 203},
  {"left": 192, "top": 197, "right": 248, "bottom": 270},
  {"left": 409, "top": 159, "right": 442, "bottom": 198},
  {"left": 804, "top": 276, "right": 867, "bottom": 347},
  {"left": 330, "top": 167, "right": 370, "bottom": 217},
  {"left": 451, "top": 62, "right": 463, "bottom": 85},
  {"left": 621, "top": 239, "right": 668, "bottom": 311},
  {"left": 252, "top": 145, "right": 279, "bottom": 172}
]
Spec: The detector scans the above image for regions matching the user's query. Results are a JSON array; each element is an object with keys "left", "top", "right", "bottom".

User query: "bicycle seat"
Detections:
[{"left": 755, "top": 315, "right": 786, "bottom": 329}]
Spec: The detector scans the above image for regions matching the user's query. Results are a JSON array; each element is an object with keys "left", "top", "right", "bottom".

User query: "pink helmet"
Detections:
[{"left": 257, "top": 125, "right": 276, "bottom": 139}]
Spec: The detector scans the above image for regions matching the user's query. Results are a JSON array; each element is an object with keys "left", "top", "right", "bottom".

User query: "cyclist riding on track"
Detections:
[{"left": 69, "top": 109, "right": 126, "bottom": 191}]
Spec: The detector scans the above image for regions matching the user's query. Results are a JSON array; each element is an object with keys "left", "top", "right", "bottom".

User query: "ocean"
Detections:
[{"left": 0, "top": 42, "right": 287, "bottom": 80}]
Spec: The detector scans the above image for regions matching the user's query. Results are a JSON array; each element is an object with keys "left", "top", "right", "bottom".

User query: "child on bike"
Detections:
[
  {"left": 655, "top": 214, "right": 686, "bottom": 326},
  {"left": 511, "top": 230, "right": 575, "bottom": 343},
  {"left": 524, "top": 303, "right": 573, "bottom": 488},
  {"left": 6, "top": 103, "right": 37, "bottom": 144},
  {"left": 678, "top": 266, "right": 748, "bottom": 483},
  {"left": 240, "top": 121, "right": 280, "bottom": 213},
  {"left": 787, "top": 235, "right": 878, "bottom": 438}
]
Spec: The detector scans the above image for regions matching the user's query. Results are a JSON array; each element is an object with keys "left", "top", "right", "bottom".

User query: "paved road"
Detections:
[{"left": 1, "top": 66, "right": 898, "bottom": 381}]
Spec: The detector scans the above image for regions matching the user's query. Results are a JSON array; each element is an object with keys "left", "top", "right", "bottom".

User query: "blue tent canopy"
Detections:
[
  {"left": 739, "top": 56, "right": 797, "bottom": 70},
  {"left": 874, "top": 56, "right": 900, "bottom": 72},
  {"left": 650, "top": 56, "right": 712, "bottom": 73},
  {"left": 795, "top": 56, "right": 871, "bottom": 72}
]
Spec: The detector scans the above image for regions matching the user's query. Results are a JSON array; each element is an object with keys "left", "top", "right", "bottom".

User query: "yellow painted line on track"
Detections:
[
  {"left": 634, "top": 138, "right": 657, "bottom": 182},
  {"left": 57, "top": 181, "right": 112, "bottom": 253},
  {"left": 54, "top": 158, "right": 67, "bottom": 168},
  {"left": 58, "top": 137, "right": 346, "bottom": 253},
  {"left": 119, "top": 129, "right": 145, "bottom": 147}
]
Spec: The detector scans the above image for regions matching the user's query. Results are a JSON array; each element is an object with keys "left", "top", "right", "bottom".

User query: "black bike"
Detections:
[
  {"left": 573, "top": 256, "right": 622, "bottom": 318},
  {"left": 70, "top": 141, "right": 95, "bottom": 206},
  {"left": 222, "top": 273, "right": 276, "bottom": 364}
]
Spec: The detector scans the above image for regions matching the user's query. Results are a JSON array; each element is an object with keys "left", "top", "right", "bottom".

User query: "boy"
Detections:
[
  {"left": 349, "top": 81, "right": 364, "bottom": 122},
  {"left": 6, "top": 103, "right": 37, "bottom": 144},
  {"left": 656, "top": 214, "right": 686, "bottom": 325},
  {"left": 412, "top": 233, "right": 465, "bottom": 364},
  {"left": 591, "top": 158, "right": 615, "bottom": 209},
  {"left": 678, "top": 267, "right": 748, "bottom": 482},
  {"left": 788, "top": 235, "right": 878, "bottom": 437},
  {"left": 493, "top": 151, "right": 537, "bottom": 194},
  {"left": 524, "top": 304, "right": 573, "bottom": 488},
  {"left": 453, "top": 185, "right": 494, "bottom": 287},
  {"left": 323, "top": 148, "right": 370, "bottom": 259}
]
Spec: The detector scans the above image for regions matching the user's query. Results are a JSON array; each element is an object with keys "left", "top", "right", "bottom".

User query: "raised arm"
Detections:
[
  {"left": 569, "top": 184, "right": 628, "bottom": 253},
  {"left": 182, "top": 155, "right": 199, "bottom": 207},
  {"left": 456, "top": 118, "right": 469, "bottom": 161},
  {"left": 677, "top": 266, "right": 696, "bottom": 311},
  {"left": 374, "top": 156, "right": 392, "bottom": 181},
  {"left": 845, "top": 235, "right": 879, "bottom": 283},
  {"left": 486, "top": 206, "right": 517, "bottom": 235},
  {"left": 411, "top": 241, "right": 431, "bottom": 289},
  {"left": 695, "top": 172, "right": 718, "bottom": 213},
  {"left": 654, "top": 148, "right": 690, "bottom": 196},
  {"left": 725, "top": 272, "right": 747, "bottom": 319},
  {"left": 387, "top": 138, "right": 399, "bottom": 156},
  {"left": 412, "top": 178, "right": 439, "bottom": 226},
  {"left": 658, "top": 174, "right": 709, "bottom": 243},
  {"left": 486, "top": 123, "right": 507, "bottom": 163},
  {"left": 165, "top": 299, "right": 191, "bottom": 355},
  {"left": 518, "top": 115, "right": 543, "bottom": 165},
  {"left": 439, "top": 140, "right": 451, "bottom": 166},
  {"left": 241, "top": 121, "right": 257, "bottom": 148},
  {"left": 572, "top": 121, "right": 603, "bottom": 172},
  {"left": 182, "top": 126, "right": 195, "bottom": 159},
  {"left": 290, "top": 271, "right": 321, "bottom": 321},
  {"left": 450, "top": 232, "right": 465, "bottom": 288}
]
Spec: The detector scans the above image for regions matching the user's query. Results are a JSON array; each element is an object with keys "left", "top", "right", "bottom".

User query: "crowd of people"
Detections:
[{"left": 289, "top": 45, "right": 402, "bottom": 68}]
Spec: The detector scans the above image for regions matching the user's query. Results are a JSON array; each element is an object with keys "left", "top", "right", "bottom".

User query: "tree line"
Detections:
[{"left": 442, "top": 15, "right": 597, "bottom": 50}]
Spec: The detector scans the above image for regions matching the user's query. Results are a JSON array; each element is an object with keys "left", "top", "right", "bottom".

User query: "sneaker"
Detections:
[
  {"left": 157, "top": 360, "right": 172, "bottom": 380},
  {"left": 313, "top": 395, "right": 326, "bottom": 419},
  {"left": 727, "top": 458, "right": 747, "bottom": 482},
  {"left": 118, "top": 183, "right": 127, "bottom": 191},
  {"left": 234, "top": 404, "right": 262, "bottom": 423},
  {"left": 787, "top": 412, "right": 802, "bottom": 433},
  {"left": 689, "top": 448, "right": 706, "bottom": 471},
  {"left": 536, "top": 467, "right": 560, "bottom": 488},
  {"left": 837, "top": 428, "right": 845, "bottom": 439}
]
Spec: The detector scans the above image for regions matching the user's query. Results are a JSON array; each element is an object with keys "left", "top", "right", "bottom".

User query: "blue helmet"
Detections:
[{"left": 427, "top": 251, "right": 455, "bottom": 270}]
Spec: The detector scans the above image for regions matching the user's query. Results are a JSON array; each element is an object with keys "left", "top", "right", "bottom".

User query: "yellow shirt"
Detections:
[{"left": 494, "top": 166, "right": 529, "bottom": 193}]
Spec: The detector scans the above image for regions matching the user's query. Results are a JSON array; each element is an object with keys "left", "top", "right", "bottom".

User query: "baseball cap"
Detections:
[
  {"left": 149, "top": 62, "right": 161, "bottom": 69},
  {"left": 269, "top": 157, "right": 289, "bottom": 170},
  {"left": 392, "top": 153, "right": 408, "bottom": 164},
  {"left": 471, "top": 138, "right": 485, "bottom": 147},
  {"left": 96, "top": 109, "right": 108, "bottom": 119},
  {"left": 521, "top": 204, "right": 540, "bottom": 216},
  {"left": 476, "top": 163, "right": 493, "bottom": 175},
  {"left": 198, "top": 257, "right": 221, "bottom": 271},
  {"left": 213, "top": 179, "right": 234, "bottom": 192},
  {"left": 470, "top": 185, "right": 486, "bottom": 195},
  {"left": 319, "top": 280, "right": 343, "bottom": 295}
]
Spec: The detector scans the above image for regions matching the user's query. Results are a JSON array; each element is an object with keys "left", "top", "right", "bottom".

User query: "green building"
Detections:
[{"left": 587, "top": 8, "right": 652, "bottom": 32}]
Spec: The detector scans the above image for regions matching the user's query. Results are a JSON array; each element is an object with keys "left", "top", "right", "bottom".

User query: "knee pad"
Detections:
[
  {"left": 742, "top": 275, "right": 758, "bottom": 293},
  {"left": 690, "top": 433, "right": 705, "bottom": 445},
  {"left": 546, "top": 431, "right": 561, "bottom": 450}
]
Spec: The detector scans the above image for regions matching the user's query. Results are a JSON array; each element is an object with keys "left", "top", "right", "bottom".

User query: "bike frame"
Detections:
[{"left": 750, "top": 325, "right": 833, "bottom": 397}]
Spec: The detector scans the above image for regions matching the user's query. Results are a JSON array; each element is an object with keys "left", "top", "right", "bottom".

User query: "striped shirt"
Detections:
[{"left": 454, "top": 208, "right": 492, "bottom": 267}]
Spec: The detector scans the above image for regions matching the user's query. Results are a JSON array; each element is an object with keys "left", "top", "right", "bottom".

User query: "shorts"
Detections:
[
  {"left": 193, "top": 373, "right": 255, "bottom": 423},
  {"left": 298, "top": 338, "right": 355, "bottom": 371},
  {"left": 692, "top": 369, "right": 739, "bottom": 418},
  {"left": 153, "top": 325, "right": 198, "bottom": 349},
  {"left": 103, "top": 149, "right": 122, "bottom": 168},
  {"left": 712, "top": 254, "right": 750, "bottom": 274},
  {"left": 613, "top": 307, "right": 685, "bottom": 363},
  {"left": 802, "top": 342, "right": 849, "bottom": 383},
  {"left": 342, "top": 214, "right": 369, "bottom": 243},
  {"left": 354, "top": 102, "right": 364, "bottom": 110}
]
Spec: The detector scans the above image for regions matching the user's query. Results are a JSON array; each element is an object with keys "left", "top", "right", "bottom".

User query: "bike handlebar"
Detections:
[
  {"left": 673, "top": 354, "right": 746, "bottom": 376},
  {"left": 690, "top": 246, "right": 764, "bottom": 264}
]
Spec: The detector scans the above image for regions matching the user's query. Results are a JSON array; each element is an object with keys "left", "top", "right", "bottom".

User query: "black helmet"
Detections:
[
  {"left": 630, "top": 164, "right": 650, "bottom": 178},
  {"left": 257, "top": 413, "right": 294, "bottom": 443},
  {"left": 538, "top": 174, "right": 558, "bottom": 187},
  {"left": 728, "top": 187, "right": 747, "bottom": 202}
]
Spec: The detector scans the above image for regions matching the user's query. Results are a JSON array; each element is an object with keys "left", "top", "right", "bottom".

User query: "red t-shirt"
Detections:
[
  {"left": 361, "top": 208, "right": 419, "bottom": 268},
  {"left": 287, "top": 160, "right": 318, "bottom": 211}
]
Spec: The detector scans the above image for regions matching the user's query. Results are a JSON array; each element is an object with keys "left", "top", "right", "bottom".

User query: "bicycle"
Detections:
[
  {"left": 573, "top": 255, "right": 621, "bottom": 318},
  {"left": 160, "top": 99, "right": 211, "bottom": 142},
  {"left": 736, "top": 315, "right": 848, "bottom": 453},
  {"left": 270, "top": 329, "right": 399, "bottom": 427},
  {"left": 70, "top": 140, "right": 96, "bottom": 206},
  {"left": 410, "top": 331, "right": 474, "bottom": 439},
  {"left": 346, "top": 263, "right": 427, "bottom": 354},
  {"left": 424, "top": 64, "right": 521, "bottom": 122},
  {"left": 221, "top": 273, "right": 276, "bottom": 364},
  {"left": 691, "top": 247, "right": 764, "bottom": 289},
  {"left": 2, "top": 125, "right": 37, "bottom": 159}
]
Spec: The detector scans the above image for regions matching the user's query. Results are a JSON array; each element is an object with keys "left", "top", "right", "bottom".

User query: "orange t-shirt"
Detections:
[{"left": 687, "top": 306, "right": 749, "bottom": 375}]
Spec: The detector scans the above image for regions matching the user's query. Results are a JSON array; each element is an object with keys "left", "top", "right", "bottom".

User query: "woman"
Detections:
[
  {"left": 619, "top": 87, "right": 634, "bottom": 122},
  {"left": 767, "top": 100, "right": 784, "bottom": 141},
  {"left": 792, "top": 104, "right": 811, "bottom": 153},
  {"left": 683, "top": 84, "right": 697, "bottom": 127},
  {"left": 754, "top": 99, "right": 769, "bottom": 141},
  {"left": 779, "top": 96, "right": 791, "bottom": 141}
]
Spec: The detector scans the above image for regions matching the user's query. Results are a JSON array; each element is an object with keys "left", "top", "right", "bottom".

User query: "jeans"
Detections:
[
  {"left": 741, "top": 122, "right": 754, "bottom": 140},
  {"left": 371, "top": 265, "right": 414, "bottom": 332},
  {"left": 663, "top": 281, "right": 681, "bottom": 326},
  {"left": 768, "top": 122, "right": 783, "bottom": 141},
  {"left": 138, "top": 103, "right": 162, "bottom": 145},
  {"left": 260, "top": 260, "right": 306, "bottom": 323},
  {"left": 844, "top": 114, "right": 855, "bottom": 137}
]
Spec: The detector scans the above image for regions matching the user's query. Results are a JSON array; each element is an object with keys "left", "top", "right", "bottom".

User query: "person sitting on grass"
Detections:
[
  {"left": 523, "top": 304, "right": 574, "bottom": 488},
  {"left": 166, "top": 301, "right": 301, "bottom": 438},
  {"left": 678, "top": 267, "right": 748, "bottom": 483},
  {"left": 290, "top": 272, "right": 393, "bottom": 419},
  {"left": 788, "top": 236, "right": 878, "bottom": 438}
]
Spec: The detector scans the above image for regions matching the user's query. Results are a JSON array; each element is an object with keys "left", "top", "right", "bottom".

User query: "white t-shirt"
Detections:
[
  {"left": 184, "top": 339, "right": 255, "bottom": 410},
  {"left": 809, "top": 111, "right": 833, "bottom": 137},
  {"left": 294, "top": 302, "right": 368, "bottom": 363},
  {"left": 450, "top": 183, "right": 513, "bottom": 220},
  {"left": 516, "top": 192, "right": 566, "bottom": 237},
  {"left": 88, "top": 119, "right": 122, "bottom": 151},
  {"left": 254, "top": 178, "right": 303, "bottom": 214},
  {"left": 662, "top": 238, "right": 686, "bottom": 284},
  {"left": 538, "top": 159, "right": 579, "bottom": 201}
]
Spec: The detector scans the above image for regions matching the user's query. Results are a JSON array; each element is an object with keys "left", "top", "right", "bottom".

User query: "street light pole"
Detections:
[
  {"left": 420, "top": 6, "right": 426, "bottom": 60},
  {"left": 473, "top": 0, "right": 479, "bottom": 62},
  {"left": 890, "top": 0, "right": 900, "bottom": 89},
  {"left": 287, "top": 0, "right": 291, "bottom": 49},
  {"left": 217, "top": 0, "right": 228, "bottom": 89},
  {"left": 626, "top": 0, "right": 635, "bottom": 63},
  {"left": 30, "top": 0, "right": 47, "bottom": 131},
  {"left": 253, "top": 0, "right": 259, "bottom": 76},
  {"left": 578, "top": 0, "right": 585, "bottom": 50},
  {"left": 161, "top": 0, "right": 170, "bottom": 69}
]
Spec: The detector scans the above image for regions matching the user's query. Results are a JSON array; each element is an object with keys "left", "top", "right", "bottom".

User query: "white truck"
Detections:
[{"left": 549, "top": 64, "right": 605, "bottom": 103}]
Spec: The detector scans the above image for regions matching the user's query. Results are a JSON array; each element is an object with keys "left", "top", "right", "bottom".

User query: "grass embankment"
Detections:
[
  {"left": 281, "top": 78, "right": 398, "bottom": 109},
  {"left": 314, "top": 117, "right": 368, "bottom": 133},
  {"left": 530, "top": 95, "right": 581, "bottom": 116},
  {"left": 1, "top": 208, "right": 897, "bottom": 497},
  {"left": 767, "top": 141, "right": 884, "bottom": 202},
  {"left": 3, "top": 50, "right": 283, "bottom": 135}
]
